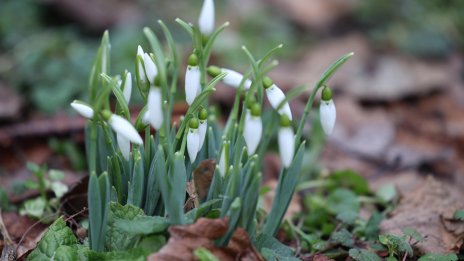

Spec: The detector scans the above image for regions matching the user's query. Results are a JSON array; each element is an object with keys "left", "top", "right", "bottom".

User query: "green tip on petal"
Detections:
[
  {"left": 250, "top": 103, "right": 261, "bottom": 117},
  {"left": 207, "top": 66, "right": 221, "bottom": 77},
  {"left": 279, "top": 114, "right": 291, "bottom": 127},
  {"left": 188, "top": 53, "right": 199, "bottom": 66},
  {"left": 263, "top": 76, "right": 273, "bottom": 89},
  {"left": 245, "top": 96, "right": 256, "bottom": 109},
  {"left": 101, "top": 110, "right": 112, "bottom": 121},
  {"left": 321, "top": 86, "right": 333, "bottom": 101},
  {"left": 199, "top": 108, "right": 208, "bottom": 120},
  {"left": 189, "top": 118, "right": 199, "bottom": 129},
  {"left": 154, "top": 75, "right": 161, "bottom": 86}
]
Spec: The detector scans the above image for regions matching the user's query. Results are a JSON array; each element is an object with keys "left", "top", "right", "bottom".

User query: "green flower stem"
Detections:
[
  {"left": 295, "top": 179, "right": 333, "bottom": 191},
  {"left": 294, "top": 85, "right": 322, "bottom": 144},
  {"left": 89, "top": 120, "right": 98, "bottom": 175}
]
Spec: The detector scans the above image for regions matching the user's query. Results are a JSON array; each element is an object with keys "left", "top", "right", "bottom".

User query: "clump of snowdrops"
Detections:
[{"left": 71, "top": 0, "right": 352, "bottom": 252}]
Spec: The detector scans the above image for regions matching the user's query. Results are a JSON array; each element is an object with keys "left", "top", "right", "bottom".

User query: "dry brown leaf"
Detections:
[
  {"left": 313, "top": 254, "right": 335, "bottom": 261},
  {"left": 148, "top": 218, "right": 264, "bottom": 261},
  {"left": 380, "top": 176, "right": 464, "bottom": 253}
]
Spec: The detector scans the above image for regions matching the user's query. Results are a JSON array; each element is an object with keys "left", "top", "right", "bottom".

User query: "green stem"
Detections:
[
  {"left": 89, "top": 120, "right": 98, "bottom": 175},
  {"left": 294, "top": 85, "right": 323, "bottom": 145}
]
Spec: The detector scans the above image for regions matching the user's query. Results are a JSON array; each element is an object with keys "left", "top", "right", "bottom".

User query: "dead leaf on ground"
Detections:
[
  {"left": 0, "top": 83, "right": 22, "bottom": 120},
  {"left": 312, "top": 254, "right": 335, "bottom": 261},
  {"left": 380, "top": 176, "right": 464, "bottom": 253},
  {"left": 148, "top": 218, "right": 264, "bottom": 261}
]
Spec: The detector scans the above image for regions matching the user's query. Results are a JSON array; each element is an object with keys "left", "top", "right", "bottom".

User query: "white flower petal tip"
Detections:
[
  {"left": 142, "top": 110, "right": 150, "bottom": 125},
  {"left": 109, "top": 114, "right": 143, "bottom": 145},
  {"left": 70, "top": 101, "right": 94, "bottom": 119},
  {"left": 198, "top": 120, "right": 207, "bottom": 152},
  {"left": 137, "top": 45, "right": 144, "bottom": 57},
  {"left": 117, "top": 134, "right": 131, "bottom": 160},
  {"left": 122, "top": 72, "right": 132, "bottom": 104},
  {"left": 187, "top": 129, "right": 200, "bottom": 163},
  {"left": 148, "top": 87, "right": 163, "bottom": 130},
  {"left": 244, "top": 115, "right": 262, "bottom": 155},
  {"left": 218, "top": 149, "right": 226, "bottom": 177},
  {"left": 185, "top": 66, "right": 201, "bottom": 105},
  {"left": 198, "top": 0, "right": 215, "bottom": 35},
  {"left": 265, "top": 84, "right": 292, "bottom": 120},
  {"left": 320, "top": 99, "right": 336, "bottom": 135},
  {"left": 143, "top": 53, "right": 158, "bottom": 84},
  {"left": 222, "top": 69, "right": 251, "bottom": 90},
  {"left": 278, "top": 127, "right": 295, "bottom": 168}
]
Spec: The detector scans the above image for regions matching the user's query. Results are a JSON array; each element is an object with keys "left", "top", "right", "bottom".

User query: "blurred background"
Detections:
[{"left": 0, "top": 0, "right": 463, "bottom": 192}]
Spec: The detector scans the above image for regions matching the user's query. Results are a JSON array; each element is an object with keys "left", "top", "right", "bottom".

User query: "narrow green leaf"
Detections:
[
  {"left": 88, "top": 173, "right": 102, "bottom": 251},
  {"left": 128, "top": 149, "right": 145, "bottom": 208}
]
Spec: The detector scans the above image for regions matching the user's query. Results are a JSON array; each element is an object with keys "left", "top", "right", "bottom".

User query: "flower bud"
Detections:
[
  {"left": 320, "top": 87, "right": 336, "bottom": 135},
  {"left": 278, "top": 115, "right": 294, "bottom": 168},
  {"left": 198, "top": 0, "right": 215, "bottom": 36},
  {"left": 185, "top": 54, "right": 201, "bottom": 105},
  {"left": 243, "top": 103, "right": 262, "bottom": 155},
  {"left": 222, "top": 68, "right": 252, "bottom": 90},
  {"left": 117, "top": 134, "right": 131, "bottom": 160},
  {"left": 187, "top": 118, "right": 200, "bottom": 163},
  {"left": 121, "top": 71, "right": 132, "bottom": 104},
  {"left": 70, "top": 101, "right": 94, "bottom": 119},
  {"left": 263, "top": 77, "right": 292, "bottom": 120},
  {"left": 107, "top": 113, "right": 143, "bottom": 145},
  {"left": 148, "top": 87, "right": 163, "bottom": 130},
  {"left": 143, "top": 53, "right": 158, "bottom": 85}
]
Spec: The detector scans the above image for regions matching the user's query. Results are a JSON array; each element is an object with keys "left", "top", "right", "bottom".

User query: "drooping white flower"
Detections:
[
  {"left": 198, "top": 0, "right": 215, "bottom": 35},
  {"left": 222, "top": 68, "right": 252, "bottom": 90},
  {"left": 143, "top": 53, "right": 158, "bottom": 84},
  {"left": 148, "top": 87, "right": 163, "bottom": 130},
  {"left": 108, "top": 114, "right": 143, "bottom": 145},
  {"left": 264, "top": 77, "right": 292, "bottom": 120},
  {"left": 185, "top": 66, "right": 201, "bottom": 105},
  {"left": 187, "top": 119, "right": 200, "bottom": 163},
  {"left": 122, "top": 72, "right": 132, "bottom": 104},
  {"left": 198, "top": 108, "right": 208, "bottom": 152},
  {"left": 117, "top": 133, "right": 131, "bottom": 160},
  {"left": 70, "top": 101, "right": 94, "bottom": 119},
  {"left": 136, "top": 46, "right": 147, "bottom": 85},
  {"left": 243, "top": 104, "right": 262, "bottom": 155},
  {"left": 320, "top": 87, "right": 336, "bottom": 135},
  {"left": 278, "top": 115, "right": 294, "bottom": 168}
]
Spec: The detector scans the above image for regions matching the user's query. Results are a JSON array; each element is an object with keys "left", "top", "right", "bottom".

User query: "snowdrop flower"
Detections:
[
  {"left": 117, "top": 134, "right": 131, "bottom": 160},
  {"left": 121, "top": 71, "right": 132, "bottom": 104},
  {"left": 207, "top": 66, "right": 252, "bottom": 89},
  {"left": 243, "top": 103, "right": 262, "bottom": 155},
  {"left": 187, "top": 118, "right": 200, "bottom": 163},
  {"left": 198, "top": 0, "right": 215, "bottom": 36},
  {"left": 143, "top": 53, "right": 158, "bottom": 85},
  {"left": 102, "top": 111, "right": 143, "bottom": 145},
  {"left": 71, "top": 100, "right": 94, "bottom": 119},
  {"left": 278, "top": 115, "right": 294, "bottom": 168},
  {"left": 148, "top": 86, "right": 163, "bottom": 130},
  {"left": 136, "top": 46, "right": 148, "bottom": 86},
  {"left": 263, "top": 77, "right": 292, "bottom": 120},
  {"left": 319, "top": 86, "right": 336, "bottom": 135},
  {"left": 198, "top": 108, "right": 208, "bottom": 152},
  {"left": 185, "top": 54, "right": 201, "bottom": 105}
]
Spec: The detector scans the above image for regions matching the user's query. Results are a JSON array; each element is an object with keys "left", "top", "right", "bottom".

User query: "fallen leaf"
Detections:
[{"left": 0, "top": 82, "right": 22, "bottom": 120}]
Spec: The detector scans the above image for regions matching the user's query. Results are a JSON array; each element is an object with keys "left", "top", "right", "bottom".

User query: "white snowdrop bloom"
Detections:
[
  {"left": 320, "top": 87, "right": 336, "bottom": 135},
  {"left": 117, "top": 134, "right": 131, "bottom": 160},
  {"left": 148, "top": 87, "right": 163, "bottom": 130},
  {"left": 122, "top": 72, "right": 132, "bottom": 104},
  {"left": 264, "top": 77, "right": 292, "bottom": 120},
  {"left": 108, "top": 114, "right": 143, "bottom": 145},
  {"left": 198, "top": 0, "right": 215, "bottom": 35},
  {"left": 278, "top": 116, "right": 294, "bottom": 168},
  {"left": 70, "top": 101, "right": 94, "bottom": 119},
  {"left": 222, "top": 68, "right": 252, "bottom": 90},
  {"left": 143, "top": 53, "right": 158, "bottom": 84},
  {"left": 136, "top": 46, "right": 147, "bottom": 85},
  {"left": 185, "top": 66, "right": 201, "bottom": 105},
  {"left": 243, "top": 105, "right": 262, "bottom": 155},
  {"left": 187, "top": 119, "right": 200, "bottom": 163},
  {"left": 197, "top": 108, "right": 208, "bottom": 152}
]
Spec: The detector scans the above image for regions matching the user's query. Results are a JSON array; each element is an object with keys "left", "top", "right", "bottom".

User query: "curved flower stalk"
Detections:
[
  {"left": 263, "top": 77, "right": 292, "bottom": 120},
  {"left": 102, "top": 111, "right": 143, "bottom": 145},
  {"left": 143, "top": 53, "right": 158, "bottom": 85},
  {"left": 185, "top": 54, "right": 201, "bottom": 105},
  {"left": 198, "top": 0, "right": 215, "bottom": 36},
  {"left": 243, "top": 103, "right": 262, "bottom": 155},
  {"left": 70, "top": 100, "right": 94, "bottom": 119},
  {"left": 319, "top": 86, "right": 336, "bottom": 135},
  {"left": 278, "top": 115, "right": 294, "bottom": 168},
  {"left": 148, "top": 86, "right": 163, "bottom": 130},
  {"left": 187, "top": 118, "right": 200, "bottom": 163},
  {"left": 207, "top": 66, "right": 252, "bottom": 89},
  {"left": 198, "top": 108, "right": 208, "bottom": 152}
]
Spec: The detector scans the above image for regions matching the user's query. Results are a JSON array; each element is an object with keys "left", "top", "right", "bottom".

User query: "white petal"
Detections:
[
  {"left": 148, "top": 87, "right": 163, "bottom": 130},
  {"left": 137, "top": 45, "right": 144, "bottom": 57},
  {"left": 70, "top": 101, "right": 94, "bottom": 119},
  {"left": 320, "top": 99, "right": 336, "bottom": 135},
  {"left": 278, "top": 127, "right": 295, "bottom": 168},
  {"left": 198, "top": 0, "right": 215, "bottom": 35},
  {"left": 187, "top": 129, "right": 200, "bottom": 163},
  {"left": 198, "top": 120, "right": 207, "bottom": 152},
  {"left": 142, "top": 110, "right": 150, "bottom": 125},
  {"left": 109, "top": 114, "right": 143, "bottom": 145},
  {"left": 244, "top": 115, "right": 262, "bottom": 155},
  {"left": 185, "top": 66, "right": 201, "bottom": 105},
  {"left": 122, "top": 72, "right": 132, "bottom": 104},
  {"left": 143, "top": 53, "right": 158, "bottom": 84},
  {"left": 117, "top": 133, "right": 131, "bottom": 160},
  {"left": 222, "top": 69, "right": 250, "bottom": 90},
  {"left": 265, "top": 84, "right": 292, "bottom": 120}
]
